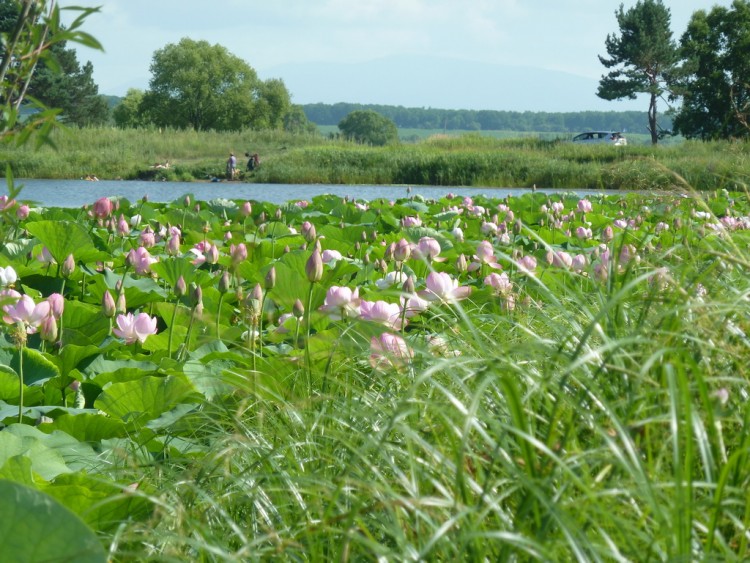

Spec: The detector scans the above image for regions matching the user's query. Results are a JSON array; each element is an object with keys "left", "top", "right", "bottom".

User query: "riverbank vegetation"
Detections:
[
  {"left": 1, "top": 187, "right": 749, "bottom": 560},
  {"left": 1, "top": 126, "right": 748, "bottom": 191}
]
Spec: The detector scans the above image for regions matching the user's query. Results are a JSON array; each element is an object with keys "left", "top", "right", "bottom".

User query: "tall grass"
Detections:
[
  {"left": 1, "top": 127, "right": 748, "bottom": 191},
  {"left": 104, "top": 189, "right": 750, "bottom": 561}
]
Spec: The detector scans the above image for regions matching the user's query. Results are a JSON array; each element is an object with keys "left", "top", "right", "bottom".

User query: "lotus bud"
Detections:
[
  {"left": 206, "top": 244, "right": 219, "bottom": 264},
  {"left": 284, "top": 245, "right": 291, "bottom": 253},
  {"left": 230, "top": 242, "right": 247, "bottom": 265},
  {"left": 16, "top": 205, "right": 29, "bottom": 220},
  {"left": 394, "top": 238, "right": 411, "bottom": 262},
  {"left": 116, "top": 291, "right": 127, "bottom": 315},
  {"left": 363, "top": 253, "right": 370, "bottom": 265},
  {"left": 190, "top": 284, "right": 203, "bottom": 312},
  {"left": 218, "top": 270, "right": 231, "bottom": 294},
  {"left": 258, "top": 211, "right": 267, "bottom": 224},
  {"left": 40, "top": 315, "right": 58, "bottom": 343},
  {"left": 102, "top": 290, "right": 116, "bottom": 318},
  {"left": 47, "top": 293, "right": 64, "bottom": 319},
  {"left": 513, "top": 219, "right": 523, "bottom": 236},
  {"left": 455, "top": 253, "right": 468, "bottom": 273},
  {"left": 293, "top": 298, "right": 305, "bottom": 319},
  {"left": 166, "top": 234, "right": 181, "bottom": 256},
  {"left": 301, "top": 221, "right": 316, "bottom": 242},
  {"left": 61, "top": 254, "right": 75, "bottom": 277},
  {"left": 264, "top": 266, "right": 276, "bottom": 290},
  {"left": 184, "top": 195, "right": 191, "bottom": 207},
  {"left": 275, "top": 208, "right": 283, "bottom": 221},
  {"left": 306, "top": 248, "right": 323, "bottom": 283},
  {"left": 174, "top": 275, "right": 187, "bottom": 297},
  {"left": 240, "top": 201, "right": 252, "bottom": 217},
  {"left": 402, "top": 275, "right": 416, "bottom": 295}
]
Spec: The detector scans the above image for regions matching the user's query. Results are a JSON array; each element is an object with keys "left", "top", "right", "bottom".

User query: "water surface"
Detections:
[{"left": 6, "top": 179, "right": 603, "bottom": 208}]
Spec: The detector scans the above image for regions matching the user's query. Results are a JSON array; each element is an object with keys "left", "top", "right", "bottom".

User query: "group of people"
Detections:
[{"left": 226, "top": 151, "right": 260, "bottom": 179}]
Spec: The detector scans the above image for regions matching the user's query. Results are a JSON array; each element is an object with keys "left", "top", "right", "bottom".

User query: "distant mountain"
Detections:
[{"left": 261, "top": 54, "right": 646, "bottom": 113}]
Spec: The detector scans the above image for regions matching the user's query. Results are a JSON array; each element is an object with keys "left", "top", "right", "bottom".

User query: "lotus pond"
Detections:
[{"left": 0, "top": 186, "right": 749, "bottom": 561}]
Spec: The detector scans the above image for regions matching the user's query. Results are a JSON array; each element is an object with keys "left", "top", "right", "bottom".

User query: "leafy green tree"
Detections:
[
  {"left": 0, "top": 0, "right": 101, "bottom": 143},
  {"left": 283, "top": 105, "right": 318, "bottom": 135},
  {"left": 672, "top": 0, "right": 750, "bottom": 140},
  {"left": 0, "top": 1, "right": 107, "bottom": 128},
  {"left": 112, "top": 88, "right": 149, "bottom": 128},
  {"left": 597, "top": 0, "right": 678, "bottom": 144},
  {"left": 142, "top": 38, "right": 295, "bottom": 132},
  {"left": 338, "top": 110, "right": 398, "bottom": 146}
]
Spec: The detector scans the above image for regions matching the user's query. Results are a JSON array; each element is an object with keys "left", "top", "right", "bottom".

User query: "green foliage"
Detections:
[
  {"left": 673, "top": 0, "right": 750, "bottom": 140},
  {"left": 0, "top": 479, "right": 107, "bottom": 563},
  {"left": 598, "top": 0, "right": 678, "bottom": 144},
  {"left": 0, "top": 0, "right": 103, "bottom": 143},
  {"left": 338, "top": 109, "right": 399, "bottom": 146}
]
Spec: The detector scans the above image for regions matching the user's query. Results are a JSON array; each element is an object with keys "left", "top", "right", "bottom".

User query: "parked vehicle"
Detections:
[{"left": 572, "top": 131, "right": 627, "bottom": 146}]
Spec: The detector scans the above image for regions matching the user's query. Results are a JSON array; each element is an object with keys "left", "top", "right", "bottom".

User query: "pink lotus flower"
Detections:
[
  {"left": 484, "top": 272, "right": 512, "bottom": 295},
  {"left": 113, "top": 312, "right": 158, "bottom": 344},
  {"left": 16, "top": 205, "right": 29, "bottom": 220},
  {"left": 47, "top": 293, "right": 64, "bottom": 319},
  {"left": 140, "top": 227, "right": 156, "bottom": 248},
  {"left": 420, "top": 272, "right": 471, "bottom": 303},
  {"left": 393, "top": 238, "right": 411, "bottom": 262},
  {"left": 319, "top": 286, "right": 361, "bottom": 320},
  {"left": 360, "top": 300, "right": 404, "bottom": 330},
  {"left": 0, "top": 195, "right": 16, "bottom": 212},
  {"left": 127, "top": 247, "right": 157, "bottom": 275},
  {"left": 546, "top": 250, "right": 573, "bottom": 269},
  {"left": 401, "top": 216, "right": 422, "bottom": 228},
  {"left": 92, "top": 197, "right": 113, "bottom": 219},
  {"left": 230, "top": 243, "right": 247, "bottom": 265},
  {"left": 517, "top": 255, "right": 537, "bottom": 273},
  {"left": 240, "top": 201, "right": 252, "bottom": 217},
  {"left": 37, "top": 246, "right": 56, "bottom": 265},
  {"left": 413, "top": 237, "right": 443, "bottom": 262},
  {"left": 468, "top": 240, "right": 502, "bottom": 271},
  {"left": 401, "top": 292, "right": 430, "bottom": 318},
  {"left": 166, "top": 234, "right": 181, "bottom": 256},
  {"left": 321, "top": 249, "right": 343, "bottom": 264},
  {"left": 571, "top": 254, "right": 588, "bottom": 272},
  {"left": 577, "top": 199, "right": 593, "bottom": 213},
  {"left": 369, "top": 332, "right": 413, "bottom": 371},
  {"left": 575, "top": 226, "right": 593, "bottom": 239},
  {"left": 3, "top": 294, "right": 50, "bottom": 334}
]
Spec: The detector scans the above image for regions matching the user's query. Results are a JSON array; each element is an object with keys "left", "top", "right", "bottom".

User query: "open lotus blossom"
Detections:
[
  {"left": 369, "top": 332, "right": 413, "bottom": 371},
  {"left": 375, "top": 270, "right": 408, "bottom": 290},
  {"left": 420, "top": 272, "right": 471, "bottom": 303},
  {"left": 319, "top": 286, "right": 361, "bottom": 320},
  {"left": 360, "top": 300, "right": 405, "bottom": 330},
  {"left": 113, "top": 312, "right": 158, "bottom": 344},
  {"left": 401, "top": 292, "right": 430, "bottom": 318},
  {"left": 401, "top": 216, "right": 422, "bottom": 228},
  {"left": 0, "top": 265, "right": 17, "bottom": 286},
  {"left": 575, "top": 226, "right": 593, "bottom": 239},
  {"left": 577, "top": 199, "right": 593, "bottom": 213},
  {"left": 128, "top": 246, "right": 157, "bottom": 275},
  {"left": 484, "top": 272, "right": 512, "bottom": 295},
  {"left": 468, "top": 240, "right": 502, "bottom": 271},
  {"left": 321, "top": 249, "right": 343, "bottom": 264},
  {"left": 3, "top": 294, "right": 51, "bottom": 334}
]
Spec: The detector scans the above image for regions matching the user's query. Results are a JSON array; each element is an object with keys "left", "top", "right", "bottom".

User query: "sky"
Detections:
[{"left": 64, "top": 0, "right": 731, "bottom": 112}]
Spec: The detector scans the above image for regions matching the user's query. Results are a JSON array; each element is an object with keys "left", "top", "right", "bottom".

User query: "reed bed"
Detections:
[{"left": 0, "top": 126, "right": 748, "bottom": 191}]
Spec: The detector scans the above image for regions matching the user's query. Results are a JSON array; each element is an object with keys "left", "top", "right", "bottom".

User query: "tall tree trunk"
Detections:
[{"left": 648, "top": 92, "right": 658, "bottom": 145}]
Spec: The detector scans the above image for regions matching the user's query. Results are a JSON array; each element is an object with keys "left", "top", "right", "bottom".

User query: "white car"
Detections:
[{"left": 572, "top": 131, "right": 627, "bottom": 146}]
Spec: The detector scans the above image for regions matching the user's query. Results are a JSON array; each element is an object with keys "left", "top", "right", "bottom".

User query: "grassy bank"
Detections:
[{"left": 1, "top": 126, "right": 748, "bottom": 191}]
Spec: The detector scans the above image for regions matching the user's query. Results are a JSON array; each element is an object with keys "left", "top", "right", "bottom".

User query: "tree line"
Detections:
[{"left": 301, "top": 103, "right": 663, "bottom": 134}]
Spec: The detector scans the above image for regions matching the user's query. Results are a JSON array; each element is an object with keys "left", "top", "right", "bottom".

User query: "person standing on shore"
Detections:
[{"left": 226, "top": 153, "right": 237, "bottom": 179}]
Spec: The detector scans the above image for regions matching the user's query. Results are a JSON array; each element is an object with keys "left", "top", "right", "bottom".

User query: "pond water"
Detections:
[{"left": 4, "top": 178, "right": 604, "bottom": 208}]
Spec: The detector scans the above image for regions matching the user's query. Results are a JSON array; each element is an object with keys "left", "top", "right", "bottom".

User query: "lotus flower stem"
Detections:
[
  {"left": 168, "top": 301, "right": 179, "bottom": 357},
  {"left": 305, "top": 282, "right": 314, "bottom": 396},
  {"left": 17, "top": 344, "right": 23, "bottom": 424}
]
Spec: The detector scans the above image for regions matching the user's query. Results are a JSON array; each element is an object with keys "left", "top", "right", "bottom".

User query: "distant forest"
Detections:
[{"left": 301, "top": 102, "right": 671, "bottom": 135}]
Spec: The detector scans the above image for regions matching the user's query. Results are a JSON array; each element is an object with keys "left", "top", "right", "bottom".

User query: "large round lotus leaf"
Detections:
[{"left": 0, "top": 479, "right": 107, "bottom": 563}]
